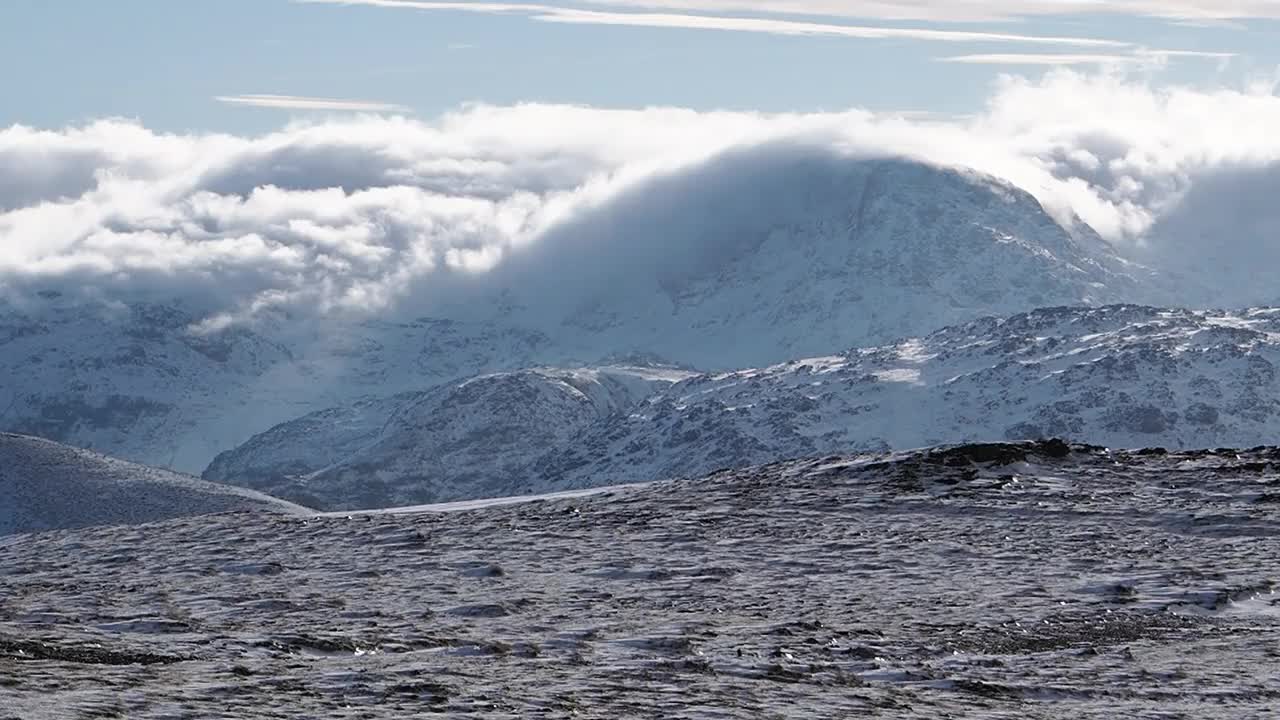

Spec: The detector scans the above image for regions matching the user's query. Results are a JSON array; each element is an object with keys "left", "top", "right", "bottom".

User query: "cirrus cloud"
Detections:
[
  {"left": 939, "top": 50, "right": 1236, "bottom": 66},
  {"left": 215, "top": 95, "right": 413, "bottom": 113},
  {"left": 299, "top": 0, "right": 1132, "bottom": 47},
  {"left": 525, "top": 0, "right": 1280, "bottom": 23}
]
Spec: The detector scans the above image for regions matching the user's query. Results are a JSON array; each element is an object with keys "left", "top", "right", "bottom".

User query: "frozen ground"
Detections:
[{"left": 4, "top": 440, "right": 1280, "bottom": 718}]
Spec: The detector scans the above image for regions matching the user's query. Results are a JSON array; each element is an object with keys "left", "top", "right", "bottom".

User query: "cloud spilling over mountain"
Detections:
[
  {"left": 4, "top": 70, "right": 1280, "bottom": 325},
  {"left": 456, "top": 151, "right": 1154, "bottom": 366}
]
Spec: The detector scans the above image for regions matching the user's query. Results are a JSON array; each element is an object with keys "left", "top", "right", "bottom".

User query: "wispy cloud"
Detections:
[
  {"left": 215, "top": 94, "right": 412, "bottom": 112},
  {"left": 539, "top": 0, "right": 1280, "bottom": 23},
  {"left": 941, "top": 54, "right": 1152, "bottom": 66},
  {"left": 1144, "top": 49, "right": 1238, "bottom": 59},
  {"left": 940, "top": 49, "right": 1235, "bottom": 66},
  {"left": 299, "top": 0, "right": 1130, "bottom": 47},
  {"left": 537, "top": 9, "right": 1127, "bottom": 46}
]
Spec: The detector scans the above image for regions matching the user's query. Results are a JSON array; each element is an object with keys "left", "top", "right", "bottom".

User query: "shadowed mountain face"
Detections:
[
  {"left": 203, "top": 365, "right": 695, "bottom": 509},
  {"left": 0, "top": 153, "right": 1163, "bottom": 474},
  {"left": 0, "top": 433, "right": 308, "bottom": 535},
  {"left": 460, "top": 150, "right": 1159, "bottom": 367},
  {"left": 6, "top": 441, "right": 1280, "bottom": 717},
  {"left": 207, "top": 304, "right": 1280, "bottom": 510}
]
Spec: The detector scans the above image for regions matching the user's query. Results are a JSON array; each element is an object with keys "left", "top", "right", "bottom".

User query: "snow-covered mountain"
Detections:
[
  {"left": 0, "top": 154, "right": 1164, "bottom": 474},
  {"left": 539, "top": 304, "right": 1280, "bottom": 491},
  {"left": 207, "top": 305, "right": 1280, "bottom": 509},
  {"left": 460, "top": 152, "right": 1162, "bottom": 368},
  {"left": 0, "top": 433, "right": 309, "bottom": 535},
  {"left": 203, "top": 365, "right": 695, "bottom": 508}
]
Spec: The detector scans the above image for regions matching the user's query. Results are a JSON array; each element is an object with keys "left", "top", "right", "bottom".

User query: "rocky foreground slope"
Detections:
[
  {"left": 0, "top": 433, "right": 309, "bottom": 535},
  {"left": 210, "top": 304, "right": 1280, "bottom": 509},
  {"left": 5, "top": 441, "right": 1280, "bottom": 718}
]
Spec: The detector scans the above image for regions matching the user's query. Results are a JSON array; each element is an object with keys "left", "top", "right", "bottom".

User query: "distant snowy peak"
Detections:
[
  {"left": 207, "top": 305, "right": 1280, "bottom": 510},
  {"left": 0, "top": 433, "right": 309, "bottom": 535},
  {"left": 478, "top": 154, "right": 1161, "bottom": 368}
]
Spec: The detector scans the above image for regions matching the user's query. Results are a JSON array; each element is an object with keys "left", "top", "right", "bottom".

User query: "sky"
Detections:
[
  {"left": 2, "top": 0, "right": 1277, "bottom": 132},
  {"left": 3, "top": 1, "right": 1280, "bottom": 323}
]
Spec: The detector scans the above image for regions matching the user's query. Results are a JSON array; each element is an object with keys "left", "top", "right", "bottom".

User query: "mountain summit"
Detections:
[{"left": 463, "top": 150, "right": 1159, "bottom": 368}]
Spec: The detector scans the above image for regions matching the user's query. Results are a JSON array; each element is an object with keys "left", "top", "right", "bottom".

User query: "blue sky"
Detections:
[{"left": 2, "top": 0, "right": 1277, "bottom": 133}]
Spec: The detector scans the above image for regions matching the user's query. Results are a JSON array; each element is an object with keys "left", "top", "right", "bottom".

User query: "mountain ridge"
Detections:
[{"left": 205, "top": 303, "right": 1280, "bottom": 509}]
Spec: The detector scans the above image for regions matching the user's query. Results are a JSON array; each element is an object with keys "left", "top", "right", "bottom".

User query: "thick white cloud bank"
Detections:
[{"left": 4, "top": 70, "right": 1280, "bottom": 325}]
